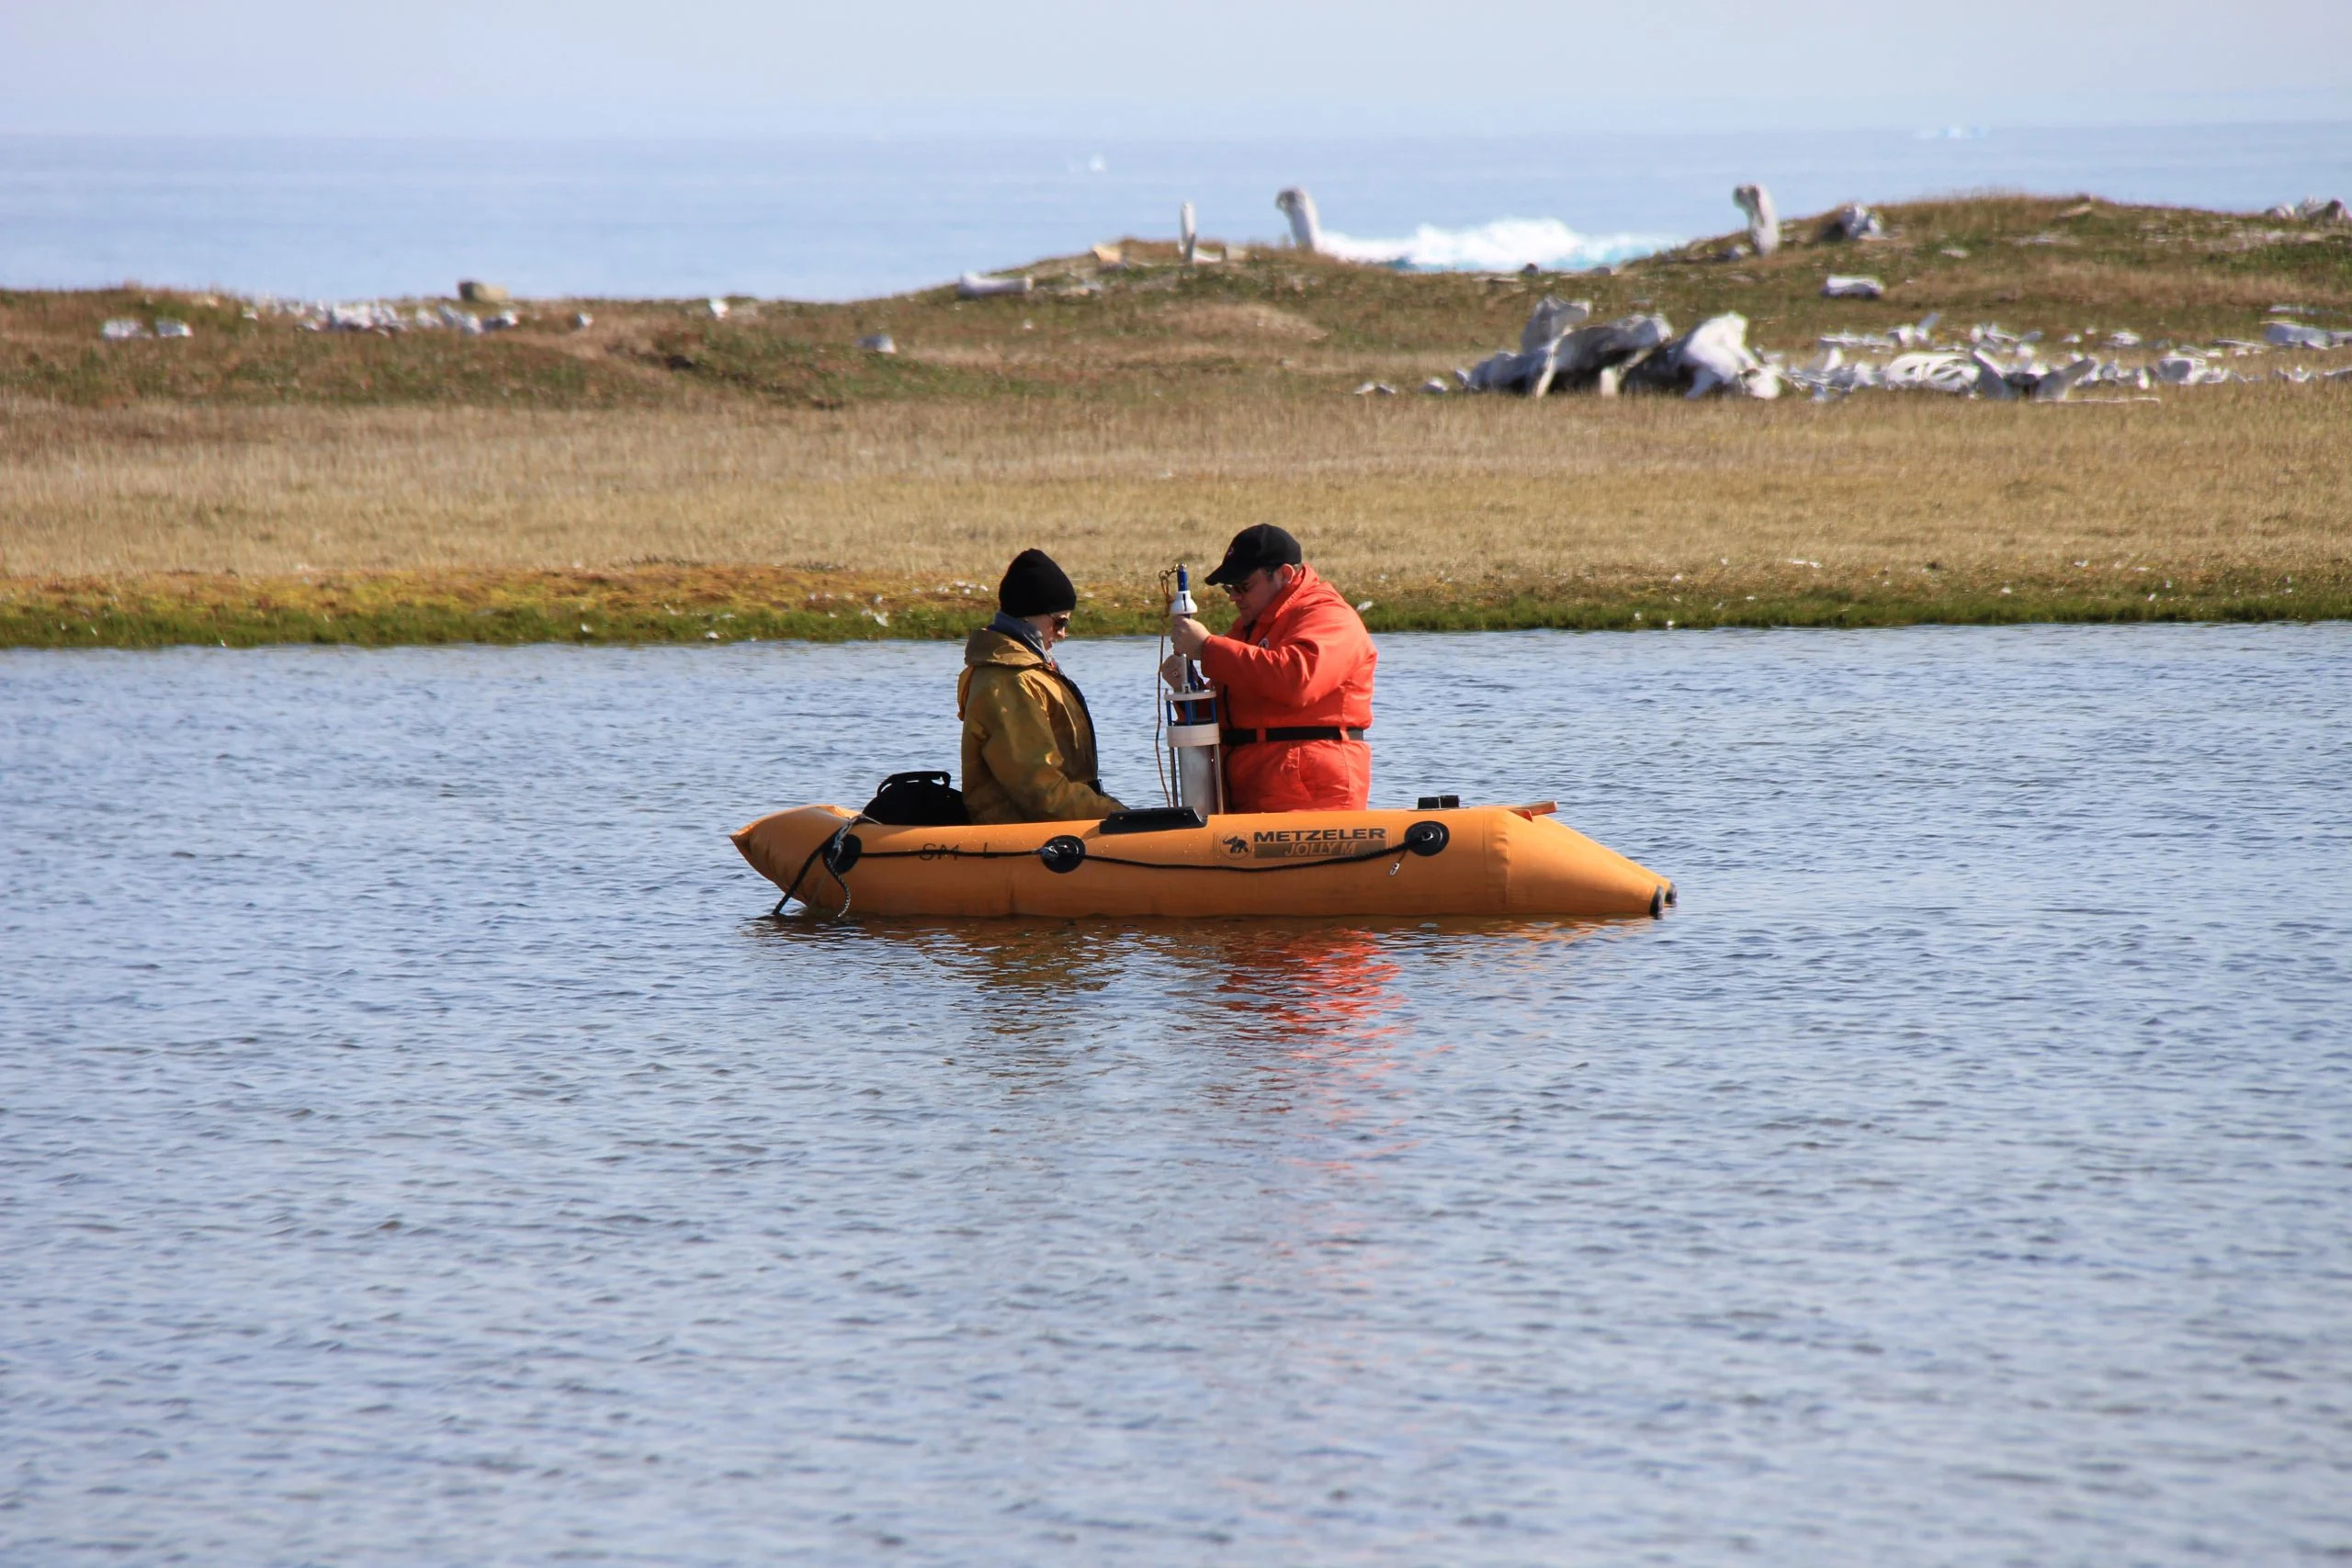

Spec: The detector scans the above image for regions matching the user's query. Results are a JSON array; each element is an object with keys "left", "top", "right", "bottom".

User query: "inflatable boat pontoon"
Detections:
[{"left": 733, "top": 802, "right": 1674, "bottom": 919}]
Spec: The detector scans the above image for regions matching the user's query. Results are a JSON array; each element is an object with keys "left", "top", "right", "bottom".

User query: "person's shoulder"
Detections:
[
  {"left": 966, "top": 626, "right": 1043, "bottom": 669},
  {"left": 1290, "top": 570, "right": 1363, "bottom": 622},
  {"left": 962, "top": 649, "right": 1020, "bottom": 697},
  {"left": 967, "top": 658, "right": 1058, "bottom": 704}
]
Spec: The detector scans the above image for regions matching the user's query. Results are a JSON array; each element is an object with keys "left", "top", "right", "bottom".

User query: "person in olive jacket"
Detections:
[{"left": 957, "top": 550, "right": 1127, "bottom": 824}]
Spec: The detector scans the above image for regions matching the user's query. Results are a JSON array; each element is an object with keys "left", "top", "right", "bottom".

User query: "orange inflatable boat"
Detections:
[{"left": 731, "top": 803, "right": 1675, "bottom": 919}]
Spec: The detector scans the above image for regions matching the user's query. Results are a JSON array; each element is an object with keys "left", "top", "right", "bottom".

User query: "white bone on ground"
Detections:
[
  {"left": 2265, "top": 321, "right": 2337, "bottom": 348},
  {"left": 1883, "top": 352, "right": 1978, "bottom": 394},
  {"left": 2033, "top": 357, "right": 2100, "bottom": 402},
  {"left": 1677, "top": 313, "right": 1781, "bottom": 400},
  {"left": 1830, "top": 204, "right": 1886, "bottom": 241},
  {"left": 1274, "top": 188, "right": 1323, "bottom": 253},
  {"left": 1519, "top": 296, "right": 1592, "bottom": 355},
  {"left": 1732, "top": 185, "right": 1779, "bottom": 255}
]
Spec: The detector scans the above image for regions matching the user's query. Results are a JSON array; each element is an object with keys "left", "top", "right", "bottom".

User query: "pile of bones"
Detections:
[{"left": 1439, "top": 296, "right": 2352, "bottom": 403}]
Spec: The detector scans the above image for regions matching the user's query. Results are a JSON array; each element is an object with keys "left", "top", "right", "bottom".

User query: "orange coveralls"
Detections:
[{"left": 1195, "top": 565, "right": 1377, "bottom": 812}]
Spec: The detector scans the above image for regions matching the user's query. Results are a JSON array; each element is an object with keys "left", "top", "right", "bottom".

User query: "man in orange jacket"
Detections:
[{"left": 1168, "top": 525, "right": 1377, "bottom": 812}]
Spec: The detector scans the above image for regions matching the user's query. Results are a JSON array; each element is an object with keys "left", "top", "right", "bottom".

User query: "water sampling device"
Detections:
[{"left": 1162, "top": 565, "right": 1227, "bottom": 817}]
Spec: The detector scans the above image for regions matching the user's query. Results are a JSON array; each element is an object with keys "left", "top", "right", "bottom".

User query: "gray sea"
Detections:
[
  {"left": 4, "top": 121, "right": 2349, "bottom": 300},
  {"left": 4, "top": 624, "right": 2348, "bottom": 1565}
]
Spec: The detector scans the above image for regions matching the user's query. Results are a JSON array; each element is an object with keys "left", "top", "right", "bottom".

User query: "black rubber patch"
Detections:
[
  {"left": 1038, "top": 835, "right": 1087, "bottom": 874},
  {"left": 1098, "top": 807, "right": 1205, "bottom": 835},
  {"left": 1403, "top": 820, "right": 1450, "bottom": 857},
  {"left": 824, "top": 832, "right": 864, "bottom": 875}
]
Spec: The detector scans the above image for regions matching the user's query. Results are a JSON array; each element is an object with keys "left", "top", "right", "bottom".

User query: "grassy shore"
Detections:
[
  {"left": 5, "top": 194, "right": 2348, "bottom": 647},
  {"left": 8, "top": 558, "right": 2341, "bottom": 650}
]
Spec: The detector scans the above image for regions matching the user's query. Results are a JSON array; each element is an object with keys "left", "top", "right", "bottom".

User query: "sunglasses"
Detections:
[{"left": 1048, "top": 613, "right": 1071, "bottom": 632}]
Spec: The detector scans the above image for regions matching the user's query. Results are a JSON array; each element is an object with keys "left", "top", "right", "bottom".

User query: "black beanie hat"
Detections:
[{"left": 998, "top": 548, "right": 1078, "bottom": 617}]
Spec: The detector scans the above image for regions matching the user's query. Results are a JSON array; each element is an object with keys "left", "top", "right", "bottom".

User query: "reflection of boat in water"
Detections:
[{"left": 732, "top": 802, "right": 1675, "bottom": 919}]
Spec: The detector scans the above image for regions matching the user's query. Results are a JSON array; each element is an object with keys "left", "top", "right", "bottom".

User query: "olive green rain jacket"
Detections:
[{"left": 956, "top": 627, "right": 1126, "bottom": 825}]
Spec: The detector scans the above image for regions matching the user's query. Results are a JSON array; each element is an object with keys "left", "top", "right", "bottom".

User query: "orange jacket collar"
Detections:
[{"left": 1235, "top": 563, "right": 1318, "bottom": 641}]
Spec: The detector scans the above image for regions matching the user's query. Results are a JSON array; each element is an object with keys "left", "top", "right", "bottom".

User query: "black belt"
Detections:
[{"left": 1221, "top": 726, "right": 1367, "bottom": 747}]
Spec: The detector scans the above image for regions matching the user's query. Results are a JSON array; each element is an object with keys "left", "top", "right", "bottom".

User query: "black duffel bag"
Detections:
[{"left": 861, "top": 770, "right": 968, "bottom": 827}]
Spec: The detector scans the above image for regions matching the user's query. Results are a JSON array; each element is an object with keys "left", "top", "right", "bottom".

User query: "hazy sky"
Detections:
[{"left": 6, "top": 0, "right": 2350, "bottom": 136}]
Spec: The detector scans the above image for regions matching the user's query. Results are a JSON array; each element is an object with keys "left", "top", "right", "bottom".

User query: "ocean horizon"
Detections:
[{"left": 2, "top": 119, "right": 2348, "bottom": 303}]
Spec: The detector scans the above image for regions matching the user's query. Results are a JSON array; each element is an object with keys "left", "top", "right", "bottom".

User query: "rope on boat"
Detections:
[
  {"left": 854, "top": 819, "right": 1448, "bottom": 874},
  {"left": 775, "top": 815, "right": 869, "bottom": 919},
  {"left": 774, "top": 819, "right": 1450, "bottom": 916}
]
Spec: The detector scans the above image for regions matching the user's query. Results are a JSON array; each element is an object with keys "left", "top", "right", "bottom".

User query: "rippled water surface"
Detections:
[{"left": 5, "top": 626, "right": 2348, "bottom": 1565}]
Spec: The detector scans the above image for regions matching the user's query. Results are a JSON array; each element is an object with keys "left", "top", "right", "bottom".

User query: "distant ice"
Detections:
[{"left": 1319, "top": 217, "right": 1676, "bottom": 274}]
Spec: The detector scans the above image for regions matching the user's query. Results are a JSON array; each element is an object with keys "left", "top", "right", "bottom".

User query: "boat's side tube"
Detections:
[{"left": 735, "top": 805, "right": 1674, "bottom": 919}]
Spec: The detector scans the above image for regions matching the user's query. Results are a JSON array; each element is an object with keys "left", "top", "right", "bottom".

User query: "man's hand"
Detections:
[
  {"left": 1159, "top": 652, "right": 1192, "bottom": 690},
  {"left": 1169, "top": 615, "right": 1212, "bottom": 659}
]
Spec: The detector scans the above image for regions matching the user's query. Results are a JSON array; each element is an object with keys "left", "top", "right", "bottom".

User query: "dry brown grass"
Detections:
[
  {"left": 6, "top": 194, "right": 2348, "bottom": 647},
  {"left": 5, "top": 385, "right": 2347, "bottom": 588}
]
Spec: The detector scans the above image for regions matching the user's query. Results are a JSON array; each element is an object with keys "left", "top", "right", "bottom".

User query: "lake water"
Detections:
[
  {"left": 5, "top": 121, "right": 2350, "bottom": 300},
  {"left": 4, "top": 624, "right": 2348, "bottom": 1565}
]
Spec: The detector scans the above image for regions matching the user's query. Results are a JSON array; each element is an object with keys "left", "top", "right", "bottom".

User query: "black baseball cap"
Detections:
[{"left": 1203, "top": 525, "right": 1304, "bottom": 586}]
